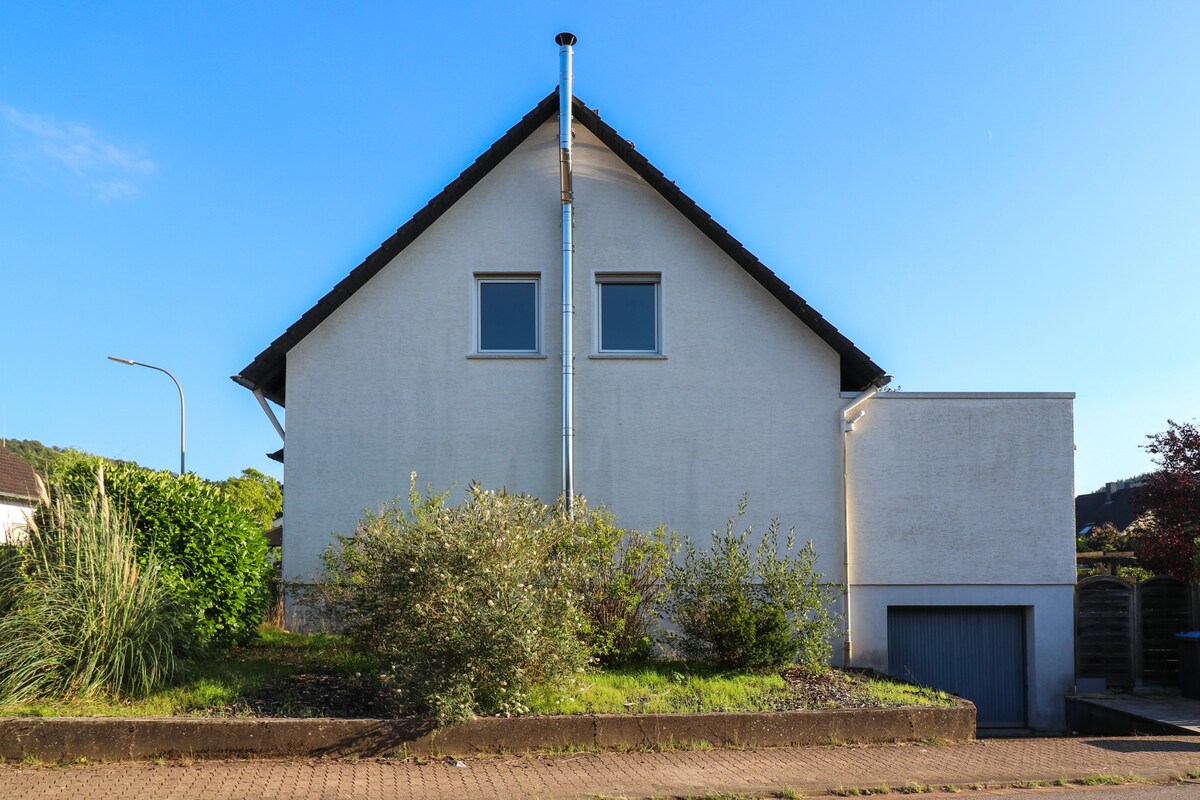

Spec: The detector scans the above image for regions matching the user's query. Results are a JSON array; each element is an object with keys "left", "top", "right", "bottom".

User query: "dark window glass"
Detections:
[
  {"left": 600, "top": 282, "right": 657, "bottom": 352},
  {"left": 479, "top": 281, "right": 537, "bottom": 352}
]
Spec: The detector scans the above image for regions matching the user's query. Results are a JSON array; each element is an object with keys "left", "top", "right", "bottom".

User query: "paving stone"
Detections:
[{"left": 2, "top": 736, "right": 1200, "bottom": 799}]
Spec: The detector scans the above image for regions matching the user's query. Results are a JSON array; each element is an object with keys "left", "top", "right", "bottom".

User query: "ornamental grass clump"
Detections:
[
  {"left": 664, "top": 496, "right": 839, "bottom": 671},
  {"left": 46, "top": 454, "right": 270, "bottom": 649},
  {"left": 317, "top": 477, "right": 593, "bottom": 724},
  {"left": 0, "top": 473, "right": 183, "bottom": 702}
]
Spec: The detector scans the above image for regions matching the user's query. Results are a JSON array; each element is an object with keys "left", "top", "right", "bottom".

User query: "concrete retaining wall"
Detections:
[{"left": 0, "top": 703, "right": 974, "bottom": 761}]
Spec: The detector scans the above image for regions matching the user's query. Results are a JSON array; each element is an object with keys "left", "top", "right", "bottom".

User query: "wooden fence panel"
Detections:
[
  {"left": 1139, "top": 577, "right": 1191, "bottom": 686},
  {"left": 1076, "top": 576, "right": 1134, "bottom": 688}
]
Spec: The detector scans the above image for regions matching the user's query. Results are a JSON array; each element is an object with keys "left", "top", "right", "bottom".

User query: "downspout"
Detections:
[
  {"left": 253, "top": 388, "right": 286, "bottom": 443},
  {"left": 839, "top": 382, "right": 883, "bottom": 666},
  {"left": 557, "top": 32, "right": 577, "bottom": 517},
  {"left": 230, "top": 375, "right": 285, "bottom": 443}
]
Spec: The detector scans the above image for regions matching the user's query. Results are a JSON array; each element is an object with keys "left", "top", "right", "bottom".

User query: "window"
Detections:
[
  {"left": 476, "top": 276, "right": 539, "bottom": 354},
  {"left": 596, "top": 275, "right": 660, "bottom": 354}
]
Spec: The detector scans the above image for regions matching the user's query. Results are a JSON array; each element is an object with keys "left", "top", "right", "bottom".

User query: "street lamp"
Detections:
[{"left": 108, "top": 356, "right": 186, "bottom": 475}]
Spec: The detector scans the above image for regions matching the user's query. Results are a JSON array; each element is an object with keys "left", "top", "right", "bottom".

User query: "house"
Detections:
[
  {"left": 235, "top": 43, "right": 1076, "bottom": 731},
  {"left": 1075, "top": 479, "right": 1145, "bottom": 535},
  {"left": 0, "top": 446, "right": 41, "bottom": 543}
]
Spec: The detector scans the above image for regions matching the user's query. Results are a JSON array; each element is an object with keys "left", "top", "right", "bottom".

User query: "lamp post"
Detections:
[{"left": 108, "top": 356, "right": 186, "bottom": 475}]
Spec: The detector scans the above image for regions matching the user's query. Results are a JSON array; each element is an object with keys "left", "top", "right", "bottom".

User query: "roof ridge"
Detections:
[{"left": 235, "top": 89, "right": 885, "bottom": 403}]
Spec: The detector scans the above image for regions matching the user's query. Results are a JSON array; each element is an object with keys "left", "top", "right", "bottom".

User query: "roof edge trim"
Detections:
[{"left": 235, "top": 89, "right": 886, "bottom": 403}]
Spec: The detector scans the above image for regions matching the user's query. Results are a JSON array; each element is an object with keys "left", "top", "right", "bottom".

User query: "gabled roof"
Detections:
[
  {"left": 0, "top": 446, "right": 41, "bottom": 502},
  {"left": 234, "top": 90, "right": 887, "bottom": 404},
  {"left": 1075, "top": 486, "right": 1143, "bottom": 533}
]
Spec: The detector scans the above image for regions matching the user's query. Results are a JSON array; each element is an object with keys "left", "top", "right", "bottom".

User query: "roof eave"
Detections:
[{"left": 235, "top": 90, "right": 887, "bottom": 404}]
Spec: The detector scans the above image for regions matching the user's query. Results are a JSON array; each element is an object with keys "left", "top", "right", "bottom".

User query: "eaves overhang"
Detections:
[{"left": 233, "top": 89, "right": 887, "bottom": 405}]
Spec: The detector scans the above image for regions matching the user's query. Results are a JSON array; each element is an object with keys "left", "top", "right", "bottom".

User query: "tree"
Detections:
[
  {"left": 221, "top": 468, "right": 282, "bottom": 532},
  {"left": 1131, "top": 420, "right": 1200, "bottom": 580}
]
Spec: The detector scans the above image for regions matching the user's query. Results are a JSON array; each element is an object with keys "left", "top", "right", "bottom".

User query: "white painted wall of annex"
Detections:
[
  {"left": 283, "top": 119, "right": 847, "bottom": 586},
  {"left": 847, "top": 394, "right": 1076, "bottom": 586},
  {"left": 845, "top": 393, "right": 1077, "bottom": 730}
]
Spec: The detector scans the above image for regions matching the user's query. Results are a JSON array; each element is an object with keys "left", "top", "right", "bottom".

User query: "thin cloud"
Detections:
[{"left": 2, "top": 105, "right": 156, "bottom": 200}]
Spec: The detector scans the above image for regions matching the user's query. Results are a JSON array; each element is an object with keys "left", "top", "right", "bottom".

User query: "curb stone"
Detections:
[{"left": 0, "top": 702, "right": 973, "bottom": 761}]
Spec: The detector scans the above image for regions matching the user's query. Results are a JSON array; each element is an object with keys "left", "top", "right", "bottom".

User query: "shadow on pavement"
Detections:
[{"left": 1083, "top": 738, "right": 1200, "bottom": 753}]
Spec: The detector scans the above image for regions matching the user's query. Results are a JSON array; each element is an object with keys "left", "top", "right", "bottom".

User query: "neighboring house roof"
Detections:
[
  {"left": 234, "top": 90, "right": 888, "bottom": 404},
  {"left": 1075, "top": 483, "right": 1143, "bottom": 533},
  {"left": 0, "top": 446, "right": 41, "bottom": 502},
  {"left": 265, "top": 515, "right": 282, "bottom": 548}
]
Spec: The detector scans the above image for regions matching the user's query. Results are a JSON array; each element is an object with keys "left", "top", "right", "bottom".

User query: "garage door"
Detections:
[{"left": 887, "top": 606, "right": 1026, "bottom": 728}]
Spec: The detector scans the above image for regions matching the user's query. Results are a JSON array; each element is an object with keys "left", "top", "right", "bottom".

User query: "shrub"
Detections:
[
  {"left": 0, "top": 543, "right": 21, "bottom": 618},
  {"left": 316, "top": 478, "right": 592, "bottom": 723},
  {"left": 663, "top": 497, "right": 839, "bottom": 671},
  {"left": 43, "top": 455, "right": 270, "bottom": 649},
  {"left": 1077, "top": 522, "right": 1132, "bottom": 554},
  {"left": 573, "top": 512, "right": 674, "bottom": 666},
  {"left": 0, "top": 480, "right": 183, "bottom": 701}
]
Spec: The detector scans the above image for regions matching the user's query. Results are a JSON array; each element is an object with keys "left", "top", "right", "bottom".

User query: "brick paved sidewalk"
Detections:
[{"left": 2, "top": 736, "right": 1199, "bottom": 799}]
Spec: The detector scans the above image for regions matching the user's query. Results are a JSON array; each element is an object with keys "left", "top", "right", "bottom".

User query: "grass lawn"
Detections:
[
  {"left": 0, "top": 627, "right": 386, "bottom": 719},
  {"left": 0, "top": 628, "right": 952, "bottom": 718},
  {"left": 527, "top": 663, "right": 953, "bottom": 715}
]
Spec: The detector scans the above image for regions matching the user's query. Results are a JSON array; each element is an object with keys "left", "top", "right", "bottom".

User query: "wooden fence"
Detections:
[{"left": 1075, "top": 575, "right": 1197, "bottom": 689}]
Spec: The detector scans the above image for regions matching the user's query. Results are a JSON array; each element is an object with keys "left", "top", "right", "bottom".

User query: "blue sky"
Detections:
[{"left": 1, "top": 1, "right": 1197, "bottom": 494}]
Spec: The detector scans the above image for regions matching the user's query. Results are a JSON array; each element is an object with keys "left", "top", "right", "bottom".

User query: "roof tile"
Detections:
[{"left": 0, "top": 447, "right": 41, "bottom": 501}]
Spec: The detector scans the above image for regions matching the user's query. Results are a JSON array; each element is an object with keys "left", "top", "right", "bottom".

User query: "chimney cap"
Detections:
[{"left": 555, "top": 32, "right": 577, "bottom": 46}]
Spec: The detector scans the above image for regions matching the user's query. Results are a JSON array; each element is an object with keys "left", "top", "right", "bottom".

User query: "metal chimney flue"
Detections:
[{"left": 557, "top": 32, "right": 577, "bottom": 517}]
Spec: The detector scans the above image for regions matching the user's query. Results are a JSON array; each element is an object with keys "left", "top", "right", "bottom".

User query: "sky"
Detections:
[{"left": 1, "top": 1, "right": 1197, "bottom": 494}]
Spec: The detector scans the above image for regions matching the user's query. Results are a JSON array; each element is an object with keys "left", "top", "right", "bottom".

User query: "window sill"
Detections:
[
  {"left": 588, "top": 354, "right": 667, "bottom": 360},
  {"left": 466, "top": 354, "right": 547, "bottom": 360}
]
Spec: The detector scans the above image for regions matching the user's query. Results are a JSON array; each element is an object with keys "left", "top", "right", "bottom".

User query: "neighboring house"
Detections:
[
  {"left": 1075, "top": 480, "right": 1144, "bottom": 535},
  {"left": 0, "top": 446, "right": 41, "bottom": 543},
  {"left": 235, "top": 87, "right": 1076, "bottom": 730}
]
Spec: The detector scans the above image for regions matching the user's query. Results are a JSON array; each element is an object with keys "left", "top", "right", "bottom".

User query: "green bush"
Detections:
[
  {"left": 663, "top": 497, "right": 839, "bottom": 671},
  {"left": 573, "top": 512, "right": 674, "bottom": 666},
  {"left": 0, "top": 485, "right": 183, "bottom": 701},
  {"left": 316, "top": 478, "right": 593, "bottom": 724},
  {"left": 44, "top": 455, "right": 270, "bottom": 649}
]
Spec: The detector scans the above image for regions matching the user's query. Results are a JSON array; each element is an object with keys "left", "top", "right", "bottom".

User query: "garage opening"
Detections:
[{"left": 887, "top": 606, "right": 1027, "bottom": 728}]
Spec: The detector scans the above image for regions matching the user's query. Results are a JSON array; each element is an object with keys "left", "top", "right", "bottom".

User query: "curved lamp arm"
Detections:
[{"left": 108, "top": 356, "right": 186, "bottom": 474}]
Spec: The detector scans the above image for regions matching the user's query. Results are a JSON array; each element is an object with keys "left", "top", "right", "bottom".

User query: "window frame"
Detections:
[
  {"left": 473, "top": 273, "right": 542, "bottom": 356},
  {"left": 593, "top": 272, "right": 663, "bottom": 356}
]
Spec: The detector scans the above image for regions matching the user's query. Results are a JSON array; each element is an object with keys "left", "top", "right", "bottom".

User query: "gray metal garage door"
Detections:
[{"left": 887, "top": 606, "right": 1026, "bottom": 728}]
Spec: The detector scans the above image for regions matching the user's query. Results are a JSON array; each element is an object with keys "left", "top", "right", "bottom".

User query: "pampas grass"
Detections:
[{"left": 0, "top": 469, "right": 182, "bottom": 702}]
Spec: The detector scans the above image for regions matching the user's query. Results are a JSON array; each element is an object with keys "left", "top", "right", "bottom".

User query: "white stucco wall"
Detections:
[
  {"left": 283, "top": 119, "right": 845, "bottom": 587},
  {"left": 0, "top": 497, "right": 34, "bottom": 543},
  {"left": 846, "top": 393, "right": 1076, "bottom": 586},
  {"left": 845, "top": 392, "right": 1077, "bottom": 730}
]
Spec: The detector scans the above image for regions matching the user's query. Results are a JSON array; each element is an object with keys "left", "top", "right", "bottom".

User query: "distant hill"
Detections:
[
  {"left": 0, "top": 439, "right": 135, "bottom": 476},
  {"left": 1, "top": 439, "right": 77, "bottom": 475},
  {"left": 1, "top": 440, "right": 281, "bottom": 532}
]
